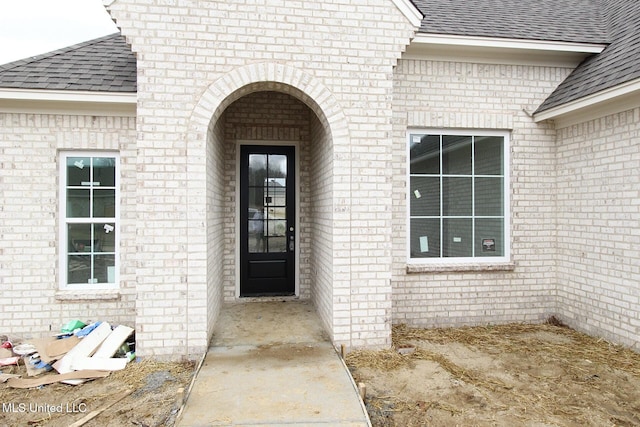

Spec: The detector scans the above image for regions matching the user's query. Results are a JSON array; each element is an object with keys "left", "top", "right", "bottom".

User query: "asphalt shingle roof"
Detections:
[
  {"left": 412, "top": 0, "right": 609, "bottom": 44},
  {"left": 0, "top": 2, "right": 638, "bottom": 113},
  {"left": 536, "top": 0, "right": 640, "bottom": 112},
  {"left": 0, "top": 33, "right": 136, "bottom": 93}
]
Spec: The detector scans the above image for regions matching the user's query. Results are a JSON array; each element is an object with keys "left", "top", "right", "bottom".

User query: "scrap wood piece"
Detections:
[
  {"left": 67, "top": 389, "right": 133, "bottom": 427},
  {"left": 6, "top": 370, "right": 109, "bottom": 389},
  {"left": 93, "top": 325, "right": 134, "bottom": 358},
  {"left": 53, "top": 322, "right": 112, "bottom": 385},
  {"left": 71, "top": 356, "right": 128, "bottom": 372}
]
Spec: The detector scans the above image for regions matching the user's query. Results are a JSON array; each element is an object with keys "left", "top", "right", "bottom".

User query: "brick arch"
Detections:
[
  {"left": 187, "top": 62, "right": 349, "bottom": 143},
  {"left": 185, "top": 62, "right": 353, "bottom": 348}
]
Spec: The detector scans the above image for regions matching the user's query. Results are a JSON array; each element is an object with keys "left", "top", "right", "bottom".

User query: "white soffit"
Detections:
[
  {"left": 391, "top": 0, "right": 423, "bottom": 28},
  {"left": 0, "top": 88, "right": 136, "bottom": 116},
  {"left": 533, "top": 77, "right": 640, "bottom": 128},
  {"left": 405, "top": 34, "right": 607, "bottom": 67}
]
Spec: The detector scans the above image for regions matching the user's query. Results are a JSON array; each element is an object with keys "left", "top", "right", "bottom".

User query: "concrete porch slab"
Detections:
[{"left": 176, "top": 300, "right": 370, "bottom": 427}]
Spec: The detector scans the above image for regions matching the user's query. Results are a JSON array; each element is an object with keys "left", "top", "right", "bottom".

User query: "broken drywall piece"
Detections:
[
  {"left": 93, "top": 325, "right": 133, "bottom": 358},
  {"left": 71, "top": 356, "right": 128, "bottom": 372},
  {"left": 53, "top": 321, "right": 111, "bottom": 385}
]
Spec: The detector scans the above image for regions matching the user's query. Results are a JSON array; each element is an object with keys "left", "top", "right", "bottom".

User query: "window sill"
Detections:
[
  {"left": 55, "top": 289, "right": 121, "bottom": 302},
  {"left": 406, "top": 261, "right": 516, "bottom": 274}
]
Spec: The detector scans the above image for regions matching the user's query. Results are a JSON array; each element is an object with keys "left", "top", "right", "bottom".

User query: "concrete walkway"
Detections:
[{"left": 177, "top": 300, "right": 371, "bottom": 426}]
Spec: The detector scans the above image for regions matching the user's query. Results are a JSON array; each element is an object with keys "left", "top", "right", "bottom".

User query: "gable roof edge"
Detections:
[
  {"left": 533, "top": 77, "right": 640, "bottom": 127},
  {"left": 391, "top": 0, "right": 424, "bottom": 27}
]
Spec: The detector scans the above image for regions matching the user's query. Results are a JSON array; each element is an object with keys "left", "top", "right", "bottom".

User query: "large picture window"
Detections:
[
  {"left": 60, "top": 152, "right": 119, "bottom": 288},
  {"left": 408, "top": 131, "right": 509, "bottom": 262}
]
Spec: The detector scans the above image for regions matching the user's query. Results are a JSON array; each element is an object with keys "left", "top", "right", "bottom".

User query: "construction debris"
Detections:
[{"left": 0, "top": 320, "right": 135, "bottom": 389}]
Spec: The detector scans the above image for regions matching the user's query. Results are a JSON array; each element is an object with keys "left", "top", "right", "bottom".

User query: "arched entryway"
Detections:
[{"left": 185, "top": 63, "right": 352, "bottom": 349}]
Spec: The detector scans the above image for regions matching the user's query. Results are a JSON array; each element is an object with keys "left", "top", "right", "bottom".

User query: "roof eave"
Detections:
[
  {"left": 0, "top": 88, "right": 136, "bottom": 117},
  {"left": 533, "top": 77, "right": 640, "bottom": 128},
  {"left": 406, "top": 33, "right": 607, "bottom": 66}
]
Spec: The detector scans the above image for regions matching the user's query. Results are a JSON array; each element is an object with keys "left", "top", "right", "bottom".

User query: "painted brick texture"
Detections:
[
  {"left": 0, "top": 113, "right": 137, "bottom": 338},
  {"left": 104, "top": 0, "right": 417, "bottom": 355},
  {"left": 391, "top": 59, "right": 571, "bottom": 328},
  {"left": 555, "top": 108, "right": 640, "bottom": 351}
]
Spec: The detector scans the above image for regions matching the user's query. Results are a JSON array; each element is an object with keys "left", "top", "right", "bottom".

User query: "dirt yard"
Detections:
[
  {"left": 347, "top": 320, "right": 640, "bottom": 427},
  {"left": 0, "top": 359, "right": 194, "bottom": 427},
  {"left": 3, "top": 320, "right": 640, "bottom": 427}
]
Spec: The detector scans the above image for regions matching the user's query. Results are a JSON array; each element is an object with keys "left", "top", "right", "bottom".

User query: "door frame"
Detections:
[{"left": 235, "top": 140, "right": 300, "bottom": 298}]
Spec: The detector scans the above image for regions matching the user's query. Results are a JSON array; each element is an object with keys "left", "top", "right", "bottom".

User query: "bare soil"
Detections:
[
  {"left": 3, "top": 320, "right": 639, "bottom": 427},
  {"left": 346, "top": 321, "right": 640, "bottom": 427},
  {"left": 0, "top": 359, "right": 194, "bottom": 427}
]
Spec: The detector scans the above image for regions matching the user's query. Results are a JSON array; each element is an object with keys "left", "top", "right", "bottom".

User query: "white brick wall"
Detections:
[
  {"left": 0, "top": 113, "right": 137, "bottom": 338},
  {"left": 103, "top": 0, "right": 417, "bottom": 355},
  {"left": 555, "top": 107, "right": 640, "bottom": 351},
  {"left": 391, "top": 59, "right": 571, "bottom": 328}
]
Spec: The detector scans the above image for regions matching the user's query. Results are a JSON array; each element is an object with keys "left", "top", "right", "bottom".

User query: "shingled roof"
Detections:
[
  {"left": 412, "top": 0, "right": 609, "bottom": 44},
  {"left": 0, "top": 1, "right": 637, "bottom": 114},
  {"left": 536, "top": 0, "right": 640, "bottom": 112},
  {"left": 0, "top": 33, "right": 135, "bottom": 93}
]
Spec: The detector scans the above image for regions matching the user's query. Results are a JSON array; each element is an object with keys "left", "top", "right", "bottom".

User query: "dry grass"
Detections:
[{"left": 346, "top": 321, "right": 640, "bottom": 427}]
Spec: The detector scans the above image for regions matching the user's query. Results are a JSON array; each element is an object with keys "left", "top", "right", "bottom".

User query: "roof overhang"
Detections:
[
  {"left": 405, "top": 34, "right": 607, "bottom": 67},
  {"left": 533, "top": 77, "right": 640, "bottom": 128},
  {"left": 0, "top": 88, "right": 136, "bottom": 117},
  {"left": 391, "top": 0, "right": 424, "bottom": 28}
]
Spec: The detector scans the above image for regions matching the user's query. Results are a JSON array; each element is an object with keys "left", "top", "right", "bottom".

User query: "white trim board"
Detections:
[
  {"left": 0, "top": 88, "right": 136, "bottom": 117},
  {"left": 405, "top": 34, "right": 606, "bottom": 67},
  {"left": 533, "top": 78, "right": 640, "bottom": 128}
]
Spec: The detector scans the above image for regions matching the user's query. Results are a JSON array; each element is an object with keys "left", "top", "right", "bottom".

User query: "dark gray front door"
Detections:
[{"left": 240, "top": 145, "right": 295, "bottom": 296}]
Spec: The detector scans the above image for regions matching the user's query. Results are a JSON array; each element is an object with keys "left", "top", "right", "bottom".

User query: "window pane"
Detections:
[
  {"left": 248, "top": 217, "right": 266, "bottom": 253},
  {"left": 66, "top": 157, "right": 90, "bottom": 186},
  {"left": 410, "top": 134, "right": 440, "bottom": 174},
  {"left": 410, "top": 218, "right": 440, "bottom": 258},
  {"left": 443, "top": 177, "right": 472, "bottom": 216},
  {"left": 443, "top": 135, "right": 471, "bottom": 175},
  {"left": 267, "top": 220, "right": 286, "bottom": 237},
  {"left": 475, "top": 136, "right": 503, "bottom": 175},
  {"left": 268, "top": 206, "right": 286, "bottom": 220},
  {"left": 67, "top": 189, "right": 90, "bottom": 218},
  {"left": 410, "top": 177, "right": 440, "bottom": 216},
  {"left": 268, "top": 154, "right": 287, "bottom": 179},
  {"left": 68, "top": 255, "right": 91, "bottom": 284},
  {"left": 93, "top": 189, "right": 116, "bottom": 217},
  {"left": 249, "top": 154, "right": 267, "bottom": 186},
  {"left": 443, "top": 218, "right": 472, "bottom": 257},
  {"left": 94, "top": 223, "right": 115, "bottom": 252},
  {"left": 475, "top": 177, "right": 503, "bottom": 216},
  {"left": 475, "top": 218, "right": 504, "bottom": 257},
  {"left": 68, "top": 224, "right": 92, "bottom": 253},
  {"left": 94, "top": 254, "right": 115, "bottom": 283},
  {"left": 266, "top": 182, "right": 286, "bottom": 207},
  {"left": 267, "top": 236, "right": 287, "bottom": 253},
  {"left": 93, "top": 157, "right": 116, "bottom": 186}
]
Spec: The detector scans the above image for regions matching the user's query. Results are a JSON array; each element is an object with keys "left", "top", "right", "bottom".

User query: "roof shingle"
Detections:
[
  {"left": 0, "top": 33, "right": 136, "bottom": 93},
  {"left": 536, "top": 0, "right": 640, "bottom": 112},
  {"left": 412, "top": 0, "right": 609, "bottom": 44}
]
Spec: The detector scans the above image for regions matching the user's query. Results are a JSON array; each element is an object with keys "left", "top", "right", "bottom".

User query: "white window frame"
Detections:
[
  {"left": 407, "top": 129, "right": 511, "bottom": 264},
  {"left": 59, "top": 151, "right": 120, "bottom": 290}
]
